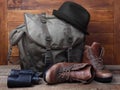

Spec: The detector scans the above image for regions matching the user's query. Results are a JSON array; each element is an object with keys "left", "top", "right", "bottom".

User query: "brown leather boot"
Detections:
[
  {"left": 44, "top": 62, "right": 95, "bottom": 84},
  {"left": 82, "top": 42, "right": 113, "bottom": 83}
]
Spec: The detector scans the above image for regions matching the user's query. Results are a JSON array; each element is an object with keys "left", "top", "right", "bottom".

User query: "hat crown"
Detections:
[
  {"left": 59, "top": 2, "right": 90, "bottom": 26},
  {"left": 53, "top": 1, "right": 90, "bottom": 34}
]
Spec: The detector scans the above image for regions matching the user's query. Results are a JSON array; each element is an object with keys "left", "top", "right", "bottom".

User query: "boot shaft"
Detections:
[
  {"left": 82, "top": 42, "right": 113, "bottom": 83},
  {"left": 82, "top": 42, "right": 104, "bottom": 70}
]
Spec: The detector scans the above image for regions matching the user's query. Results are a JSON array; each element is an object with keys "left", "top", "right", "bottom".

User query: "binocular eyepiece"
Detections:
[{"left": 7, "top": 69, "right": 41, "bottom": 88}]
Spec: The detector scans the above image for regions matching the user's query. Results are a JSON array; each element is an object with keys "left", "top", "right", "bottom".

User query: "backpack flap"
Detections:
[
  {"left": 24, "top": 13, "right": 46, "bottom": 47},
  {"left": 24, "top": 13, "right": 85, "bottom": 49}
]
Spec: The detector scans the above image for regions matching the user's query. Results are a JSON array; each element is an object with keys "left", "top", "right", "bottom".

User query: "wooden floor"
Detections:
[{"left": 0, "top": 65, "right": 120, "bottom": 90}]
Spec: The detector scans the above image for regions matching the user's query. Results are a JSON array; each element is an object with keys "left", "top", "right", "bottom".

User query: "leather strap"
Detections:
[
  {"left": 7, "top": 44, "right": 13, "bottom": 64},
  {"left": 65, "top": 24, "right": 73, "bottom": 62},
  {"left": 40, "top": 13, "right": 53, "bottom": 67},
  {"left": 7, "top": 42, "right": 20, "bottom": 64}
]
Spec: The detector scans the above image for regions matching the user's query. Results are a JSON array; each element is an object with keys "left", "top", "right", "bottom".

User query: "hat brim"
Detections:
[{"left": 53, "top": 10, "right": 89, "bottom": 35}]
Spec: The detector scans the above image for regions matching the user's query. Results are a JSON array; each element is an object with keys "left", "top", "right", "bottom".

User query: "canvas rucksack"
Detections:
[{"left": 8, "top": 13, "right": 86, "bottom": 73}]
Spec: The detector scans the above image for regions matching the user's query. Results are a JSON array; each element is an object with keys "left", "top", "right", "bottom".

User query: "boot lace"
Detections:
[
  {"left": 57, "top": 65, "right": 73, "bottom": 82},
  {"left": 87, "top": 47, "right": 105, "bottom": 70}
]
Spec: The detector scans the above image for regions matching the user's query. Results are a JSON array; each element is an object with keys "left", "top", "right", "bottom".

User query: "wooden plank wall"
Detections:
[
  {"left": 114, "top": 0, "right": 120, "bottom": 65},
  {"left": 0, "top": 0, "right": 120, "bottom": 65},
  {"left": 0, "top": 0, "right": 7, "bottom": 65}
]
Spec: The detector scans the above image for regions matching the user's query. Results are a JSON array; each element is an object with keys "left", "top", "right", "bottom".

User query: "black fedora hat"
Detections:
[{"left": 53, "top": 1, "right": 90, "bottom": 35}]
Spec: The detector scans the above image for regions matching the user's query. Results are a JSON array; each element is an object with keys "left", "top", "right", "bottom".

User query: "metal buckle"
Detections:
[
  {"left": 68, "top": 36, "right": 73, "bottom": 43},
  {"left": 45, "top": 36, "right": 51, "bottom": 41},
  {"left": 41, "top": 13, "right": 47, "bottom": 23},
  {"left": 45, "top": 50, "right": 53, "bottom": 65}
]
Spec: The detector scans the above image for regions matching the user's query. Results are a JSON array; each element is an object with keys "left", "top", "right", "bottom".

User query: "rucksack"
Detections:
[{"left": 8, "top": 13, "right": 86, "bottom": 73}]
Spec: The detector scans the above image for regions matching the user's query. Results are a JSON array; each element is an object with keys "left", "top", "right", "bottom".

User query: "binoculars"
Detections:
[{"left": 7, "top": 69, "right": 41, "bottom": 88}]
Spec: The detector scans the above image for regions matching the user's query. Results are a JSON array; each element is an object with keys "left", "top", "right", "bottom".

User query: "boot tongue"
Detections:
[
  {"left": 91, "top": 42, "right": 105, "bottom": 70},
  {"left": 91, "top": 42, "right": 102, "bottom": 57}
]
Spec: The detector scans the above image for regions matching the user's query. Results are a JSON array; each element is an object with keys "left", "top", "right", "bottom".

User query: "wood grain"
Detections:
[
  {"left": 7, "top": 0, "right": 114, "bottom": 10},
  {"left": 88, "top": 22, "right": 114, "bottom": 33},
  {"left": 86, "top": 33, "right": 114, "bottom": 44},
  {"left": 114, "top": 0, "right": 120, "bottom": 65},
  {"left": 103, "top": 45, "right": 114, "bottom": 64},
  {"left": 7, "top": 9, "right": 113, "bottom": 22},
  {"left": 0, "top": 0, "right": 7, "bottom": 65}
]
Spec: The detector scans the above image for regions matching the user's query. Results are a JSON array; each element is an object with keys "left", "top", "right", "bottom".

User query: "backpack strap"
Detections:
[
  {"left": 7, "top": 44, "right": 14, "bottom": 64},
  {"left": 7, "top": 25, "right": 25, "bottom": 64},
  {"left": 40, "top": 13, "right": 53, "bottom": 67},
  {"left": 65, "top": 24, "right": 73, "bottom": 62}
]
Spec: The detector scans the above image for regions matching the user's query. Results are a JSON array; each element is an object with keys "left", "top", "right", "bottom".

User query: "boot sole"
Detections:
[{"left": 94, "top": 76, "right": 113, "bottom": 83}]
